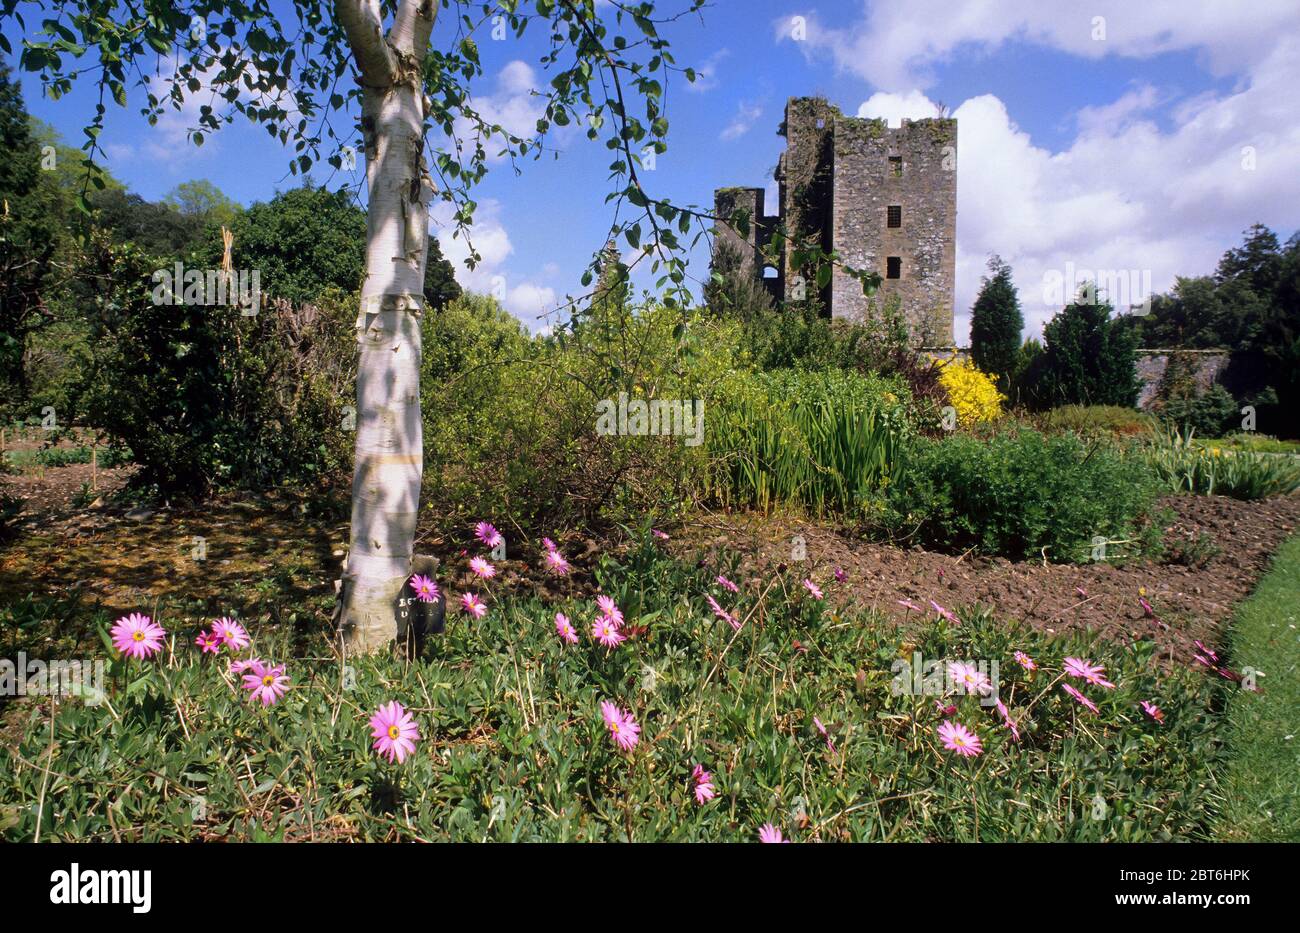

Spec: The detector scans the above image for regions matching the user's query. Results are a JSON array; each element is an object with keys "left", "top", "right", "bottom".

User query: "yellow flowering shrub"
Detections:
[{"left": 937, "top": 356, "right": 1004, "bottom": 426}]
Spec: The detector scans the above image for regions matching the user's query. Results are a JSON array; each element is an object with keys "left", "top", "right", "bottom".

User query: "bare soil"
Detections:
[{"left": 670, "top": 495, "right": 1300, "bottom": 666}]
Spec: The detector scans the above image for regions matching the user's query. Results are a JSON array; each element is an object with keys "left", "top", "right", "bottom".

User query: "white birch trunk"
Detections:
[{"left": 334, "top": 0, "right": 436, "bottom": 654}]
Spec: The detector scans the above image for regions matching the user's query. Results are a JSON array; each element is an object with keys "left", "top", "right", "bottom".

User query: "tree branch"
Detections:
[{"left": 334, "top": 0, "right": 397, "bottom": 86}]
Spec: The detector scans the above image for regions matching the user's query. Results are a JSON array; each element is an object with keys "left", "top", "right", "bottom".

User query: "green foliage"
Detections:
[
  {"left": 1037, "top": 405, "right": 1156, "bottom": 437},
  {"left": 969, "top": 255, "right": 1024, "bottom": 391},
  {"left": 0, "top": 544, "right": 1225, "bottom": 841},
  {"left": 1025, "top": 292, "right": 1140, "bottom": 410},
  {"left": 163, "top": 179, "right": 241, "bottom": 230},
  {"left": 883, "top": 428, "right": 1160, "bottom": 561},
  {"left": 736, "top": 298, "right": 948, "bottom": 432},
  {"left": 705, "top": 368, "right": 912, "bottom": 516},
  {"left": 77, "top": 235, "right": 355, "bottom": 493},
  {"left": 1136, "top": 427, "right": 1300, "bottom": 500},
  {"left": 1128, "top": 225, "right": 1300, "bottom": 438},
  {"left": 1159, "top": 383, "right": 1239, "bottom": 438},
  {"left": 1215, "top": 532, "right": 1300, "bottom": 841},
  {"left": 420, "top": 294, "right": 734, "bottom": 531}
]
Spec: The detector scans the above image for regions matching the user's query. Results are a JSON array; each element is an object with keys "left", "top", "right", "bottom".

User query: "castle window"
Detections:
[
  {"left": 886, "top": 256, "right": 901, "bottom": 279},
  {"left": 889, "top": 156, "right": 902, "bottom": 176},
  {"left": 816, "top": 119, "right": 825, "bottom": 129},
  {"left": 887, "top": 205, "right": 902, "bottom": 228}
]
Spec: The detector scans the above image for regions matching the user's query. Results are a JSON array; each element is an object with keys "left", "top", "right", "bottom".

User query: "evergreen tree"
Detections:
[
  {"left": 969, "top": 254, "right": 1023, "bottom": 390},
  {"left": 1031, "top": 286, "right": 1139, "bottom": 409}
]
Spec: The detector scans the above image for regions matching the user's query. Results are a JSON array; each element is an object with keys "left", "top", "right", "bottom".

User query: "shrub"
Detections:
[
  {"left": 1023, "top": 294, "right": 1139, "bottom": 410},
  {"left": 78, "top": 235, "right": 355, "bottom": 494},
  {"left": 705, "top": 368, "right": 912, "bottom": 516},
  {"left": 420, "top": 294, "right": 736, "bottom": 532},
  {"left": 1159, "top": 384, "right": 1240, "bottom": 438},
  {"left": 1037, "top": 405, "right": 1156, "bottom": 437},
  {"left": 936, "top": 356, "right": 1003, "bottom": 426},
  {"left": 882, "top": 428, "right": 1160, "bottom": 561}
]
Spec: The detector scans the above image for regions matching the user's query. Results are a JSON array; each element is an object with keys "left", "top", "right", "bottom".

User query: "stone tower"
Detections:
[{"left": 712, "top": 96, "right": 957, "bottom": 345}]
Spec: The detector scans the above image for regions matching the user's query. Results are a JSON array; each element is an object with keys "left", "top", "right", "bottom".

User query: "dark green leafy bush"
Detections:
[{"left": 883, "top": 428, "right": 1160, "bottom": 561}]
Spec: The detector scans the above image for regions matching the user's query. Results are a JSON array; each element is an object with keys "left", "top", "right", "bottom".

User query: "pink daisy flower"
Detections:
[
  {"left": 706, "top": 594, "right": 740, "bottom": 631},
  {"left": 1061, "top": 683, "right": 1099, "bottom": 714},
  {"left": 1013, "top": 650, "right": 1037, "bottom": 672},
  {"left": 930, "top": 600, "right": 959, "bottom": 624},
  {"left": 1140, "top": 700, "right": 1164, "bottom": 724},
  {"left": 691, "top": 764, "right": 716, "bottom": 805},
  {"left": 937, "top": 719, "right": 983, "bottom": 758},
  {"left": 600, "top": 701, "right": 639, "bottom": 751},
  {"left": 555, "top": 612, "right": 578, "bottom": 644},
  {"left": 897, "top": 598, "right": 922, "bottom": 612},
  {"left": 410, "top": 574, "right": 440, "bottom": 603},
  {"left": 241, "top": 661, "right": 290, "bottom": 707},
  {"left": 542, "top": 536, "right": 557, "bottom": 552},
  {"left": 475, "top": 521, "right": 503, "bottom": 549},
  {"left": 934, "top": 700, "right": 958, "bottom": 716},
  {"left": 229, "top": 657, "right": 262, "bottom": 676},
  {"left": 544, "top": 548, "right": 571, "bottom": 576},
  {"left": 948, "top": 661, "right": 993, "bottom": 696},
  {"left": 758, "top": 823, "right": 787, "bottom": 843},
  {"left": 802, "top": 579, "right": 823, "bottom": 600},
  {"left": 595, "top": 594, "right": 623, "bottom": 626},
  {"left": 469, "top": 556, "right": 496, "bottom": 579},
  {"left": 994, "top": 699, "right": 1020, "bottom": 741},
  {"left": 212, "top": 617, "right": 250, "bottom": 651},
  {"left": 592, "top": 615, "right": 626, "bottom": 648},
  {"left": 1063, "top": 657, "right": 1115, "bottom": 689},
  {"left": 368, "top": 700, "right": 421, "bottom": 764},
  {"left": 813, "top": 716, "right": 836, "bottom": 753},
  {"left": 195, "top": 629, "right": 222, "bottom": 655},
  {"left": 461, "top": 592, "right": 487, "bottom": 619},
  {"left": 652, "top": 529, "right": 669, "bottom": 540},
  {"left": 110, "top": 613, "right": 166, "bottom": 660},
  {"left": 833, "top": 567, "right": 847, "bottom": 583},
  {"left": 716, "top": 574, "right": 739, "bottom": 593}
]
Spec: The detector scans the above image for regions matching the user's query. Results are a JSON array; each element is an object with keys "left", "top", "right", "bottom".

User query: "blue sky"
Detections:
[{"left": 9, "top": 0, "right": 1300, "bottom": 340}]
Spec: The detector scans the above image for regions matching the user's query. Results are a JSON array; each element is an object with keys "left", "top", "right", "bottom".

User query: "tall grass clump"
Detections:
[
  {"left": 705, "top": 369, "right": 912, "bottom": 516},
  {"left": 1139, "top": 426, "right": 1300, "bottom": 500}
]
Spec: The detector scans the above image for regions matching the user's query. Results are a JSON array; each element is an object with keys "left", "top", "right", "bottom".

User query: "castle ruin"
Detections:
[{"left": 712, "top": 97, "right": 957, "bottom": 345}]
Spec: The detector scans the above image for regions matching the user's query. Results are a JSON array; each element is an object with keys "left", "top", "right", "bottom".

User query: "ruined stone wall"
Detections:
[
  {"left": 712, "top": 186, "right": 767, "bottom": 281},
  {"left": 829, "top": 116, "right": 956, "bottom": 343},
  {"left": 711, "top": 96, "right": 957, "bottom": 345},
  {"left": 1135, "top": 349, "right": 1230, "bottom": 410}
]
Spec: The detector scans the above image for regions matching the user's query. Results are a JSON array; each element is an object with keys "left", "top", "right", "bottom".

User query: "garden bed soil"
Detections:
[{"left": 669, "top": 495, "right": 1300, "bottom": 667}]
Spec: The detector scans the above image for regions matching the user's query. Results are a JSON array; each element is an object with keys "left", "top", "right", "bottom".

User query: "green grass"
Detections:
[
  {"left": 1214, "top": 532, "right": 1300, "bottom": 841},
  {"left": 0, "top": 534, "right": 1230, "bottom": 842}
]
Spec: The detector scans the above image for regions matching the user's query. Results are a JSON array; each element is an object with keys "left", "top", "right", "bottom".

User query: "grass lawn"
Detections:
[{"left": 1214, "top": 532, "right": 1300, "bottom": 841}]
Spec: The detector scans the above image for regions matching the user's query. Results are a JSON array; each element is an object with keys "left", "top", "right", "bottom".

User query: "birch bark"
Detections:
[{"left": 334, "top": 0, "right": 436, "bottom": 653}]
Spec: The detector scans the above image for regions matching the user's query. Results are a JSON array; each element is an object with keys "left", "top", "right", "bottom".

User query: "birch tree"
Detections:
[{"left": 2, "top": 0, "right": 715, "bottom": 652}]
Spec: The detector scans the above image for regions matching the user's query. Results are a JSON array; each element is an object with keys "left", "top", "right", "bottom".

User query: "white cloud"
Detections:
[
  {"left": 433, "top": 197, "right": 557, "bottom": 326},
  {"left": 454, "top": 60, "right": 548, "bottom": 161},
  {"left": 853, "top": 35, "right": 1300, "bottom": 344},
  {"left": 686, "top": 48, "right": 729, "bottom": 93},
  {"left": 720, "top": 100, "right": 764, "bottom": 141},
  {"left": 778, "top": 1, "right": 1300, "bottom": 91}
]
